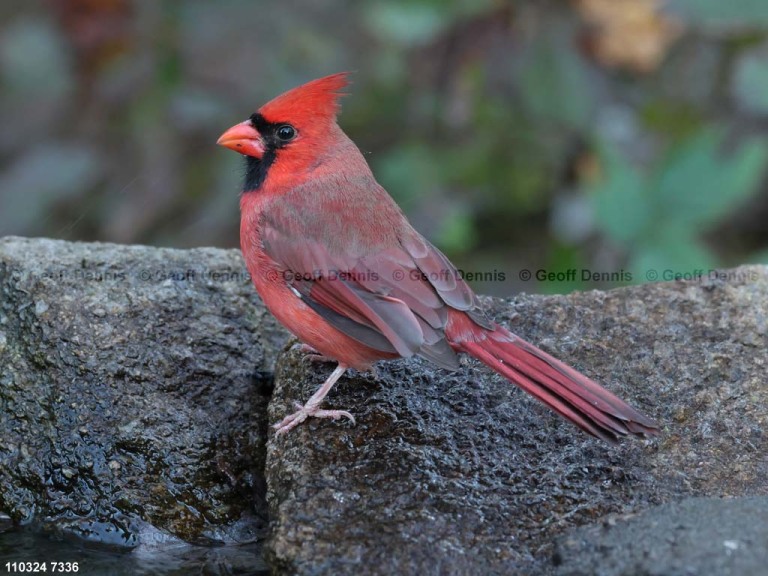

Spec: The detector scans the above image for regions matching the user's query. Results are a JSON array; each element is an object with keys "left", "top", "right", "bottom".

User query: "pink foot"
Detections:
[
  {"left": 273, "top": 401, "right": 355, "bottom": 435},
  {"left": 272, "top": 363, "right": 355, "bottom": 435}
]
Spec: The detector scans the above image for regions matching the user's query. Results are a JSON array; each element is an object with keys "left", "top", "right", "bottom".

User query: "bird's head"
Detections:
[{"left": 217, "top": 73, "right": 350, "bottom": 192}]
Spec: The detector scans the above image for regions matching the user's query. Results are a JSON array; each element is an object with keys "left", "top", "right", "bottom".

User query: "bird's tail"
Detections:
[{"left": 447, "top": 311, "right": 659, "bottom": 442}]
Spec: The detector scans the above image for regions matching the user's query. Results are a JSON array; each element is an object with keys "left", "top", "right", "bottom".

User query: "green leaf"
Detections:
[
  {"left": 668, "top": 0, "right": 768, "bottom": 28},
  {"left": 435, "top": 210, "right": 477, "bottom": 254},
  {"left": 1, "top": 18, "right": 72, "bottom": 97},
  {"left": 541, "top": 242, "right": 589, "bottom": 294},
  {"left": 590, "top": 143, "right": 652, "bottom": 245},
  {"left": 519, "top": 31, "right": 596, "bottom": 131},
  {"left": 653, "top": 129, "right": 768, "bottom": 229},
  {"left": 733, "top": 48, "right": 768, "bottom": 115},
  {"left": 373, "top": 142, "right": 440, "bottom": 211},
  {"left": 630, "top": 232, "right": 717, "bottom": 283},
  {"left": 363, "top": 2, "right": 449, "bottom": 46}
]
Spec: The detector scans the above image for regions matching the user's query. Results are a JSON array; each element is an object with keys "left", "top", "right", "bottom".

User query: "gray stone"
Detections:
[
  {"left": 554, "top": 497, "right": 768, "bottom": 576},
  {"left": 3, "top": 237, "right": 767, "bottom": 575},
  {"left": 265, "top": 265, "right": 768, "bottom": 575},
  {"left": 0, "top": 237, "right": 289, "bottom": 547}
]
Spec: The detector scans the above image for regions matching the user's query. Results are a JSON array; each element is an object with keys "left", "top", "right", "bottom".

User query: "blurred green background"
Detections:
[{"left": 2, "top": 0, "right": 768, "bottom": 296}]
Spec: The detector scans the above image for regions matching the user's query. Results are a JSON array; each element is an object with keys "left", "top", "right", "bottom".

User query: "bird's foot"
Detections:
[
  {"left": 272, "top": 363, "right": 354, "bottom": 435},
  {"left": 273, "top": 401, "right": 355, "bottom": 436},
  {"left": 290, "top": 342, "right": 335, "bottom": 364}
]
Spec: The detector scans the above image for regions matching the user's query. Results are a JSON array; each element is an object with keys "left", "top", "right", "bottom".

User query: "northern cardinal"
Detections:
[{"left": 218, "top": 73, "right": 658, "bottom": 441}]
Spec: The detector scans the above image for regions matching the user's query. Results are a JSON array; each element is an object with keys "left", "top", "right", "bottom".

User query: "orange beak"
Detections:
[{"left": 217, "top": 121, "right": 266, "bottom": 158}]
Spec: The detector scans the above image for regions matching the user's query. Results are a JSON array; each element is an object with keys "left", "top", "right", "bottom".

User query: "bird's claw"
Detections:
[
  {"left": 273, "top": 404, "right": 356, "bottom": 436},
  {"left": 290, "top": 342, "right": 335, "bottom": 364}
]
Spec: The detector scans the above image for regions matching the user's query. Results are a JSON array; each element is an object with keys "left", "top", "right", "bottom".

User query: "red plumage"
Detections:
[
  {"left": 259, "top": 72, "right": 348, "bottom": 123},
  {"left": 218, "top": 73, "right": 659, "bottom": 441}
]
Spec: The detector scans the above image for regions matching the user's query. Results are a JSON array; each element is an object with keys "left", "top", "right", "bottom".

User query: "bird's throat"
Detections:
[{"left": 243, "top": 151, "right": 276, "bottom": 193}]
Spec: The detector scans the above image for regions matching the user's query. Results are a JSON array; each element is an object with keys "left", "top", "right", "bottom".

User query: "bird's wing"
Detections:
[{"left": 261, "top": 213, "right": 491, "bottom": 370}]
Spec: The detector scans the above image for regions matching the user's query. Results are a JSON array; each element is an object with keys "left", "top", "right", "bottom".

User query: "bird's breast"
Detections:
[{"left": 238, "top": 191, "right": 393, "bottom": 370}]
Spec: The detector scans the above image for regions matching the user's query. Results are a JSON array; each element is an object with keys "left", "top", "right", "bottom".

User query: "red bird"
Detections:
[{"left": 218, "top": 73, "right": 659, "bottom": 441}]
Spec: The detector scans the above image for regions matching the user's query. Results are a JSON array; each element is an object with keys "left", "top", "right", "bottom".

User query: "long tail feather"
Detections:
[{"left": 448, "top": 313, "right": 659, "bottom": 442}]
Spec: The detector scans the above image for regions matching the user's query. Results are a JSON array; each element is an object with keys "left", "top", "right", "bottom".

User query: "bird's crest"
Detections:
[{"left": 259, "top": 73, "right": 350, "bottom": 124}]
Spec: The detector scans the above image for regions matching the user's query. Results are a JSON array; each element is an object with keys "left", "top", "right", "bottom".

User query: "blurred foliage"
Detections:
[
  {"left": 1, "top": 0, "right": 768, "bottom": 295},
  {"left": 591, "top": 130, "right": 768, "bottom": 277}
]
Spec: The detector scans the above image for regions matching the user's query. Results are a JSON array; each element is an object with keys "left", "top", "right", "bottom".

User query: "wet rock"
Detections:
[
  {"left": 554, "top": 496, "right": 768, "bottom": 576},
  {"left": 3, "top": 237, "right": 766, "bottom": 574},
  {"left": 0, "top": 237, "right": 289, "bottom": 547},
  {"left": 265, "top": 266, "right": 768, "bottom": 575}
]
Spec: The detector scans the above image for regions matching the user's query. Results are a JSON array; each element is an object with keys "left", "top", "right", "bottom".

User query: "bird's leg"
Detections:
[
  {"left": 290, "top": 342, "right": 335, "bottom": 364},
  {"left": 273, "top": 363, "right": 355, "bottom": 435}
]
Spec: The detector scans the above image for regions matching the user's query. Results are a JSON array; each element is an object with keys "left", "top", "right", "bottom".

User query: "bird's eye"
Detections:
[{"left": 275, "top": 124, "right": 297, "bottom": 142}]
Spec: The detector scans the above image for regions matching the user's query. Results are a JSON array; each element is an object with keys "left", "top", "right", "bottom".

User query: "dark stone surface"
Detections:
[
  {"left": 554, "top": 497, "right": 768, "bottom": 576},
  {"left": 265, "top": 265, "right": 768, "bottom": 575},
  {"left": 0, "top": 237, "right": 289, "bottom": 548},
  {"left": 3, "top": 237, "right": 766, "bottom": 575}
]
